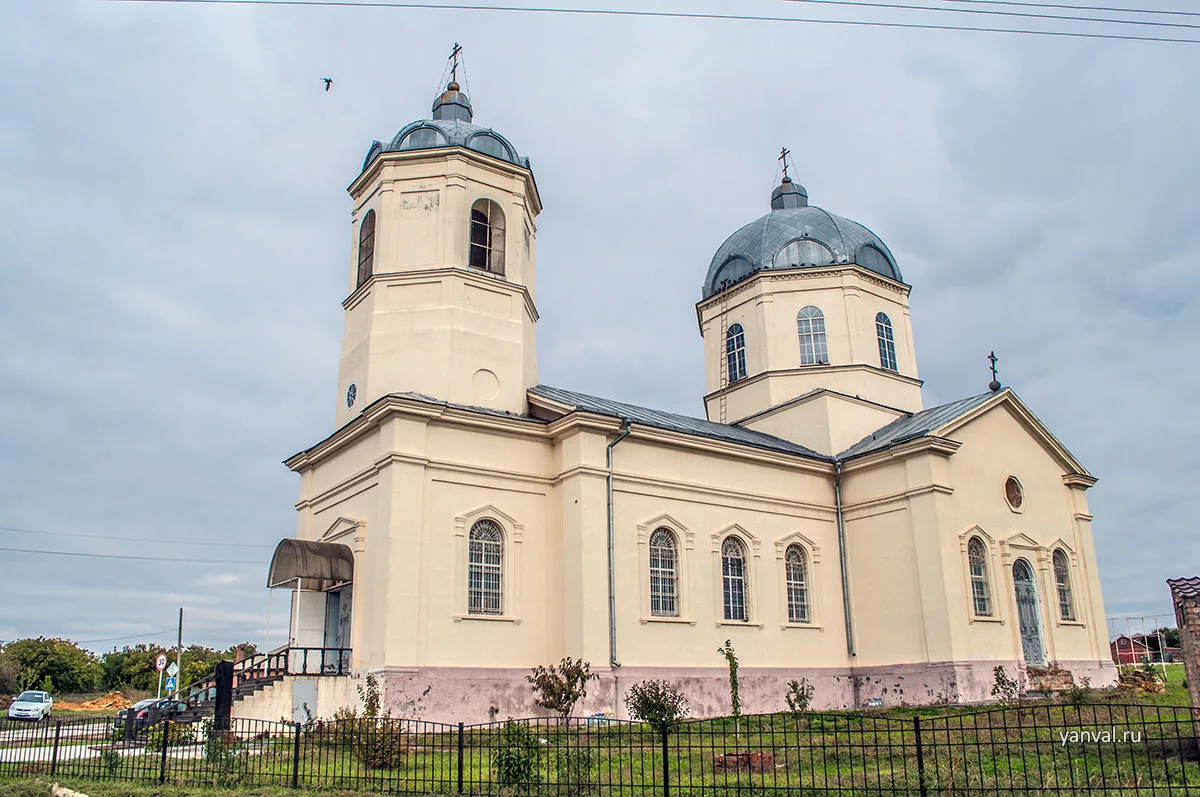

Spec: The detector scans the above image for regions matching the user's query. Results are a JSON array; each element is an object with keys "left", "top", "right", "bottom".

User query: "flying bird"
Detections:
[{"left": 322, "top": 78, "right": 333, "bottom": 92}]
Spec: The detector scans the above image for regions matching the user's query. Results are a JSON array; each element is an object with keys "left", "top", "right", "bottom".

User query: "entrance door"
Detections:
[
  {"left": 1012, "top": 559, "right": 1045, "bottom": 666},
  {"left": 322, "top": 590, "right": 341, "bottom": 673}
]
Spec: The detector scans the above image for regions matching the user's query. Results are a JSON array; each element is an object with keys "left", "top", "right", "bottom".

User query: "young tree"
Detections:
[
  {"left": 624, "top": 680, "right": 689, "bottom": 733},
  {"left": 5, "top": 638, "right": 102, "bottom": 693},
  {"left": 527, "top": 658, "right": 597, "bottom": 719},
  {"left": 716, "top": 640, "right": 741, "bottom": 718}
]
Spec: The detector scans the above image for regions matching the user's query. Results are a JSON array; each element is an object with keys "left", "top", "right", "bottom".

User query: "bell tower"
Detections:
[{"left": 334, "top": 73, "right": 542, "bottom": 427}]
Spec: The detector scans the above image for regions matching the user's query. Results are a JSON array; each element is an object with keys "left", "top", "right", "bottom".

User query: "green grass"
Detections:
[{"left": 2, "top": 680, "right": 1197, "bottom": 795}]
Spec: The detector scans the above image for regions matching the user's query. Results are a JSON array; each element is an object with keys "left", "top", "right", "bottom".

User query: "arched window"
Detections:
[
  {"left": 649, "top": 529, "right": 679, "bottom": 617},
  {"left": 968, "top": 536, "right": 992, "bottom": 617},
  {"left": 356, "top": 209, "right": 376, "bottom": 289},
  {"left": 469, "top": 199, "right": 506, "bottom": 275},
  {"left": 468, "top": 133, "right": 514, "bottom": 162},
  {"left": 1053, "top": 550, "right": 1075, "bottom": 621},
  {"left": 773, "top": 239, "right": 834, "bottom": 269},
  {"left": 875, "top": 312, "right": 898, "bottom": 372},
  {"left": 784, "top": 544, "right": 810, "bottom": 624},
  {"left": 721, "top": 536, "right": 749, "bottom": 622},
  {"left": 467, "top": 519, "right": 504, "bottom": 615},
  {"left": 726, "top": 324, "right": 747, "bottom": 384},
  {"left": 797, "top": 306, "right": 829, "bottom": 366}
]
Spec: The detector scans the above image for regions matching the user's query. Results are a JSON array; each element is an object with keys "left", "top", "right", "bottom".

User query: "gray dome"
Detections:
[
  {"left": 703, "top": 193, "right": 902, "bottom": 298},
  {"left": 361, "top": 81, "right": 530, "bottom": 173}
]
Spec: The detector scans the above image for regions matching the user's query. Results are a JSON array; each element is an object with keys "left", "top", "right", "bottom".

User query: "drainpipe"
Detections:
[
  {"left": 607, "top": 419, "right": 633, "bottom": 669},
  {"left": 834, "top": 460, "right": 856, "bottom": 660}
]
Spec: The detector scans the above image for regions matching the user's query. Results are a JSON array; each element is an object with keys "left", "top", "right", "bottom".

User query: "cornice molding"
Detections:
[
  {"left": 348, "top": 146, "right": 541, "bottom": 214},
  {"left": 838, "top": 435, "right": 962, "bottom": 473},
  {"left": 342, "top": 265, "right": 540, "bottom": 324},
  {"left": 704, "top": 363, "right": 923, "bottom": 405}
]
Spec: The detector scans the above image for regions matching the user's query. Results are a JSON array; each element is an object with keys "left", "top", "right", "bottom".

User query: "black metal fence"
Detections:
[{"left": 0, "top": 703, "right": 1197, "bottom": 794}]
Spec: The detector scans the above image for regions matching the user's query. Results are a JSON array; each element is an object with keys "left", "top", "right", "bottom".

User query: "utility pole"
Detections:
[{"left": 174, "top": 607, "right": 183, "bottom": 698}]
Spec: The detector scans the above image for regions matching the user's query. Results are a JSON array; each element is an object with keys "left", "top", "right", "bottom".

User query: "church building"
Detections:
[{"left": 250, "top": 72, "right": 1117, "bottom": 723}]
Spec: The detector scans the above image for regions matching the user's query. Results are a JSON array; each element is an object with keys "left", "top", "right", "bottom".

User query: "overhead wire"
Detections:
[
  {"left": 0, "top": 545, "right": 261, "bottom": 564},
  {"left": 776, "top": 0, "right": 1200, "bottom": 30},
  {"left": 87, "top": 0, "right": 1200, "bottom": 45},
  {"left": 927, "top": 0, "right": 1200, "bottom": 18},
  {"left": 73, "top": 628, "right": 177, "bottom": 645},
  {"left": 0, "top": 524, "right": 275, "bottom": 548}
]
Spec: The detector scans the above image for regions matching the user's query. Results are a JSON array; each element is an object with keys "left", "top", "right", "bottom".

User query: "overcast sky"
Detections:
[{"left": 1, "top": 0, "right": 1197, "bottom": 654}]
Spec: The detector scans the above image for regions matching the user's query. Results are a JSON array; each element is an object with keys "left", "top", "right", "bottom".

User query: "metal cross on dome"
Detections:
[
  {"left": 988, "top": 351, "right": 999, "bottom": 381},
  {"left": 449, "top": 42, "right": 463, "bottom": 83},
  {"left": 779, "top": 146, "right": 792, "bottom": 180}
]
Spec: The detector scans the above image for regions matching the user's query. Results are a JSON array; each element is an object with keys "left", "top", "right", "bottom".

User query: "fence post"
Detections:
[
  {"left": 159, "top": 719, "right": 170, "bottom": 784},
  {"left": 457, "top": 722, "right": 465, "bottom": 794},
  {"left": 913, "top": 715, "right": 928, "bottom": 797},
  {"left": 660, "top": 725, "right": 670, "bottom": 797},
  {"left": 291, "top": 722, "right": 302, "bottom": 788},
  {"left": 49, "top": 720, "right": 62, "bottom": 776}
]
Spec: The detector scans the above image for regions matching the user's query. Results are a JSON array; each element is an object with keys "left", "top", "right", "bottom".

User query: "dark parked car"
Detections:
[{"left": 113, "top": 698, "right": 189, "bottom": 731}]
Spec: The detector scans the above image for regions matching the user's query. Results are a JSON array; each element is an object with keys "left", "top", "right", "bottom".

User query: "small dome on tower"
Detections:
[
  {"left": 432, "top": 80, "right": 472, "bottom": 122},
  {"left": 703, "top": 178, "right": 901, "bottom": 298},
  {"left": 360, "top": 79, "right": 531, "bottom": 174}
]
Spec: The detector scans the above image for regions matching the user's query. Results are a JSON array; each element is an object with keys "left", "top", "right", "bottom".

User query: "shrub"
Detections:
[
  {"left": 99, "top": 748, "right": 122, "bottom": 775},
  {"left": 785, "top": 678, "right": 815, "bottom": 715},
  {"left": 991, "top": 666, "right": 1020, "bottom": 705},
  {"left": 204, "top": 731, "right": 247, "bottom": 787},
  {"left": 555, "top": 744, "right": 595, "bottom": 794},
  {"left": 495, "top": 719, "right": 542, "bottom": 791},
  {"left": 146, "top": 721, "right": 194, "bottom": 751},
  {"left": 528, "top": 658, "right": 597, "bottom": 719},
  {"left": 1062, "top": 676, "right": 1093, "bottom": 707},
  {"left": 350, "top": 718, "right": 409, "bottom": 770},
  {"left": 624, "top": 680, "right": 689, "bottom": 732},
  {"left": 716, "top": 640, "right": 741, "bottom": 718}
]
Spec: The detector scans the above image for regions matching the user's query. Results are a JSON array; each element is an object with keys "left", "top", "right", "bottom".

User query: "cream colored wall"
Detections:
[
  {"left": 737, "top": 391, "right": 907, "bottom": 456},
  {"left": 335, "top": 150, "right": 541, "bottom": 424},
  {"left": 697, "top": 267, "right": 922, "bottom": 425},
  {"left": 940, "top": 405, "right": 1107, "bottom": 667}
]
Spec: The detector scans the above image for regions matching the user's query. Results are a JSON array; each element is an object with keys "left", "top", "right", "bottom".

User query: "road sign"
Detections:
[
  {"left": 166, "top": 662, "right": 179, "bottom": 678},
  {"left": 155, "top": 653, "right": 168, "bottom": 672},
  {"left": 164, "top": 676, "right": 177, "bottom": 692}
]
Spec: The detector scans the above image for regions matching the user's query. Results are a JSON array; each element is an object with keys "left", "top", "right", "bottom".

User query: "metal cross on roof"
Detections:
[
  {"left": 779, "top": 146, "right": 792, "bottom": 180},
  {"left": 988, "top": 351, "right": 1001, "bottom": 392},
  {"left": 449, "top": 42, "right": 463, "bottom": 83}
]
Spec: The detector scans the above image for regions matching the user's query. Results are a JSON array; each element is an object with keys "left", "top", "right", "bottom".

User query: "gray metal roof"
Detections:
[
  {"left": 704, "top": 201, "right": 902, "bottom": 299},
  {"left": 362, "top": 83, "right": 529, "bottom": 173},
  {"left": 837, "top": 391, "right": 999, "bottom": 460},
  {"left": 531, "top": 385, "right": 828, "bottom": 461}
]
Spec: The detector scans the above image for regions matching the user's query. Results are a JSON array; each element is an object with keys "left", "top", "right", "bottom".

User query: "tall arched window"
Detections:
[
  {"left": 968, "top": 536, "right": 992, "bottom": 617},
  {"left": 1053, "top": 550, "right": 1075, "bottom": 621},
  {"left": 875, "top": 312, "right": 898, "bottom": 372},
  {"left": 356, "top": 209, "right": 376, "bottom": 289},
  {"left": 784, "top": 544, "right": 810, "bottom": 624},
  {"left": 726, "top": 324, "right": 747, "bottom": 384},
  {"left": 468, "top": 519, "right": 504, "bottom": 615},
  {"left": 797, "top": 306, "right": 829, "bottom": 366},
  {"left": 469, "top": 199, "right": 506, "bottom": 275},
  {"left": 649, "top": 529, "right": 679, "bottom": 617},
  {"left": 721, "top": 536, "right": 749, "bottom": 622}
]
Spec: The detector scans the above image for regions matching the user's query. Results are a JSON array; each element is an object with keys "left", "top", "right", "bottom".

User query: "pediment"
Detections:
[{"left": 321, "top": 516, "right": 364, "bottom": 543}]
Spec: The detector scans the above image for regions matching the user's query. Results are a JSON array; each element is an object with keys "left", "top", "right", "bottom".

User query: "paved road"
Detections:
[{"left": 0, "top": 743, "right": 206, "bottom": 764}]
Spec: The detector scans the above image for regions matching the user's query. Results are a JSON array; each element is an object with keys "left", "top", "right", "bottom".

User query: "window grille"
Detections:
[
  {"left": 469, "top": 199, "right": 506, "bottom": 275},
  {"left": 649, "top": 529, "right": 679, "bottom": 617},
  {"left": 968, "top": 537, "right": 992, "bottom": 617},
  {"left": 797, "top": 306, "right": 829, "bottom": 365},
  {"left": 875, "top": 312, "right": 898, "bottom": 372},
  {"left": 785, "top": 544, "right": 810, "bottom": 623},
  {"left": 357, "top": 209, "right": 376, "bottom": 288},
  {"left": 1054, "top": 550, "right": 1075, "bottom": 621},
  {"left": 468, "top": 520, "right": 503, "bottom": 615},
  {"left": 726, "top": 324, "right": 747, "bottom": 384},
  {"left": 721, "top": 537, "right": 748, "bottom": 622}
]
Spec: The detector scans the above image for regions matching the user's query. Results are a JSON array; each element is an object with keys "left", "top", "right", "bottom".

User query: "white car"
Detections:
[{"left": 7, "top": 690, "right": 53, "bottom": 721}]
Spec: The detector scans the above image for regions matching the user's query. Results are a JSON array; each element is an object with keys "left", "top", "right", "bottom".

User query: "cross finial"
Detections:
[
  {"left": 449, "top": 42, "right": 463, "bottom": 83},
  {"left": 988, "top": 351, "right": 1001, "bottom": 392},
  {"left": 779, "top": 146, "right": 792, "bottom": 180}
]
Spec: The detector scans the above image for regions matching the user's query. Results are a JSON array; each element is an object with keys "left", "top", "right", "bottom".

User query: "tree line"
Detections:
[{"left": 0, "top": 638, "right": 257, "bottom": 696}]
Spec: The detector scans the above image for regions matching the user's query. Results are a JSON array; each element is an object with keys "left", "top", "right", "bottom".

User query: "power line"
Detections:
[
  {"left": 0, "top": 524, "right": 275, "bottom": 548},
  {"left": 88, "top": 0, "right": 1200, "bottom": 44},
  {"left": 778, "top": 0, "right": 1200, "bottom": 30},
  {"left": 930, "top": 0, "right": 1200, "bottom": 19},
  {"left": 74, "top": 628, "right": 177, "bottom": 645},
  {"left": 0, "top": 545, "right": 261, "bottom": 564}
]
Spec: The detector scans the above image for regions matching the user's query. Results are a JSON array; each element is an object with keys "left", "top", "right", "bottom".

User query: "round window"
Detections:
[{"left": 1005, "top": 476, "right": 1023, "bottom": 509}]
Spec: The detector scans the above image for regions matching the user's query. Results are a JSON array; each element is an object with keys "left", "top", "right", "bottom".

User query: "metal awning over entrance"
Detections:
[{"left": 267, "top": 539, "right": 354, "bottom": 590}]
